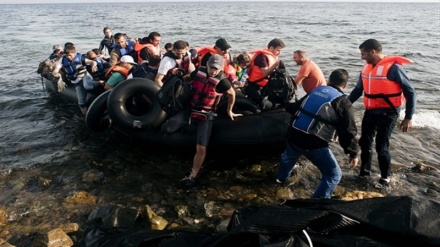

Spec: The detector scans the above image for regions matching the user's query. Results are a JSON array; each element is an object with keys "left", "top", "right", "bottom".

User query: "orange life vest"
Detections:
[
  {"left": 144, "top": 43, "right": 162, "bottom": 57},
  {"left": 134, "top": 43, "right": 162, "bottom": 63},
  {"left": 361, "top": 56, "right": 412, "bottom": 110},
  {"left": 134, "top": 43, "right": 148, "bottom": 63},
  {"left": 105, "top": 64, "right": 131, "bottom": 79},
  {"left": 197, "top": 46, "right": 232, "bottom": 73},
  {"left": 247, "top": 49, "right": 276, "bottom": 87}
]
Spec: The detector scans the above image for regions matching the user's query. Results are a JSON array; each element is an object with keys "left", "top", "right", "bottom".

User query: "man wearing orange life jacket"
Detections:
[
  {"left": 104, "top": 55, "right": 137, "bottom": 90},
  {"left": 134, "top": 32, "right": 162, "bottom": 63},
  {"left": 244, "top": 38, "right": 285, "bottom": 105},
  {"left": 349, "top": 39, "right": 416, "bottom": 187},
  {"left": 197, "top": 38, "right": 237, "bottom": 83}
]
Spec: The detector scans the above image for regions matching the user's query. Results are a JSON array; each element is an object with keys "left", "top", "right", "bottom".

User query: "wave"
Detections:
[{"left": 404, "top": 109, "right": 440, "bottom": 129}]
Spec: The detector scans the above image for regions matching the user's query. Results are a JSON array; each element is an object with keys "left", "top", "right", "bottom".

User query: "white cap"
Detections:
[
  {"left": 120, "top": 55, "right": 137, "bottom": 65},
  {"left": 53, "top": 44, "right": 63, "bottom": 51}
]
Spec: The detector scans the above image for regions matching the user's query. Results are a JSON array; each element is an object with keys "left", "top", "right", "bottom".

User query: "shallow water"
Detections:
[{"left": 0, "top": 1, "right": 439, "bottom": 245}]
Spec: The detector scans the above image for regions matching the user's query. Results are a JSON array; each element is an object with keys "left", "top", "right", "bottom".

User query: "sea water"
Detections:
[{"left": 0, "top": 0, "right": 439, "bottom": 225}]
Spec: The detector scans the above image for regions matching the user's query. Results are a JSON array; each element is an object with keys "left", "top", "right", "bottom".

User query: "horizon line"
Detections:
[{"left": 0, "top": 0, "right": 438, "bottom": 5}]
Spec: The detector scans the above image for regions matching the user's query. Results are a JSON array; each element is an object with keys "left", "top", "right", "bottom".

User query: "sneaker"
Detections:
[
  {"left": 181, "top": 176, "right": 196, "bottom": 189},
  {"left": 359, "top": 171, "right": 371, "bottom": 177},
  {"left": 378, "top": 177, "right": 390, "bottom": 186},
  {"left": 375, "top": 177, "right": 391, "bottom": 189}
]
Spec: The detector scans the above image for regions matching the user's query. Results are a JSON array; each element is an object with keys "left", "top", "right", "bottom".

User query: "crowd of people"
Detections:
[{"left": 40, "top": 26, "right": 417, "bottom": 197}]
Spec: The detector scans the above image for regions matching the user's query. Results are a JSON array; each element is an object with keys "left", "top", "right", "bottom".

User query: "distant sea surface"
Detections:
[{"left": 0, "top": 1, "right": 439, "bottom": 201}]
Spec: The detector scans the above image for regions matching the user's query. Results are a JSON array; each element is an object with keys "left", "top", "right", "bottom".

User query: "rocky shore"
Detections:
[{"left": 0, "top": 139, "right": 390, "bottom": 246}]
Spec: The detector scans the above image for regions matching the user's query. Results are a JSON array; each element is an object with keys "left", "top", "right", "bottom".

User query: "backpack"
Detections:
[
  {"left": 131, "top": 63, "right": 149, "bottom": 78},
  {"left": 155, "top": 75, "right": 192, "bottom": 115},
  {"left": 37, "top": 57, "right": 60, "bottom": 75},
  {"left": 263, "top": 69, "right": 296, "bottom": 104}
]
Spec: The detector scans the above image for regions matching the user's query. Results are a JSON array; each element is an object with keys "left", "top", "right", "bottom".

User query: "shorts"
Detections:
[{"left": 194, "top": 118, "right": 213, "bottom": 146}]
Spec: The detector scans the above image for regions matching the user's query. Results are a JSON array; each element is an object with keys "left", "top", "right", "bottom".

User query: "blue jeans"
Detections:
[
  {"left": 277, "top": 142, "right": 342, "bottom": 199},
  {"left": 359, "top": 110, "right": 398, "bottom": 179},
  {"left": 74, "top": 78, "right": 87, "bottom": 108},
  {"left": 74, "top": 75, "right": 95, "bottom": 109}
]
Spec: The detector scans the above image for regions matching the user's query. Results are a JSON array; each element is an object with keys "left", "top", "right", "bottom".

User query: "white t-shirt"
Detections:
[{"left": 157, "top": 51, "right": 191, "bottom": 75}]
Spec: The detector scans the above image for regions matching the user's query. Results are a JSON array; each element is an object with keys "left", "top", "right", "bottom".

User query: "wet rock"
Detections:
[
  {"left": 181, "top": 216, "right": 195, "bottom": 225},
  {"left": 202, "top": 188, "right": 220, "bottom": 200},
  {"left": 229, "top": 186, "right": 244, "bottom": 193},
  {"left": 340, "top": 190, "right": 384, "bottom": 201},
  {"left": 204, "top": 201, "right": 218, "bottom": 217},
  {"left": 276, "top": 187, "right": 295, "bottom": 200},
  {"left": 81, "top": 170, "right": 103, "bottom": 183},
  {"left": 38, "top": 177, "right": 52, "bottom": 187},
  {"left": 333, "top": 186, "right": 346, "bottom": 197},
  {"left": 217, "top": 203, "right": 236, "bottom": 218},
  {"left": 59, "top": 223, "right": 79, "bottom": 234},
  {"left": 243, "top": 193, "right": 258, "bottom": 201},
  {"left": 0, "top": 238, "right": 15, "bottom": 247},
  {"left": 64, "top": 191, "right": 97, "bottom": 204},
  {"left": 175, "top": 205, "right": 189, "bottom": 218},
  {"left": 250, "top": 164, "right": 262, "bottom": 172},
  {"left": 217, "top": 190, "right": 235, "bottom": 200},
  {"left": 411, "top": 161, "right": 440, "bottom": 173},
  {"left": 0, "top": 207, "right": 8, "bottom": 227},
  {"left": 144, "top": 205, "right": 168, "bottom": 230},
  {"left": 167, "top": 222, "right": 181, "bottom": 229},
  {"left": 0, "top": 230, "right": 9, "bottom": 238},
  {"left": 32, "top": 228, "right": 73, "bottom": 247}
]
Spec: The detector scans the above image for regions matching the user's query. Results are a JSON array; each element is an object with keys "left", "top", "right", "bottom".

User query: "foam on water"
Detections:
[{"left": 407, "top": 110, "right": 440, "bottom": 130}]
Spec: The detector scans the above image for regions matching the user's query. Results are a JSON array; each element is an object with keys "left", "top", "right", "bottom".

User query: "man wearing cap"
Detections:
[
  {"left": 49, "top": 44, "right": 63, "bottom": 60},
  {"left": 104, "top": 55, "right": 137, "bottom": 90},
  {"left": 181, "top": 54, "right": 242, "bottom": 187},
  {"left": 197, "top": 38, "right": 238, "bottom": 83}
]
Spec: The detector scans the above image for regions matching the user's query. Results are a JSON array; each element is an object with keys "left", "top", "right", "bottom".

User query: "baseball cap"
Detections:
[
  {"left": 120, "top": 55, "right": 137, "bottom": 65},
  {"left": 53, "top": 44, "right": 63, "bottom": 51},
  {"left": 215, "top": 38, "right": 231, "bottom": 51},
  {"left": 207, "top": 54, "right": 224, "bottom": 71}
]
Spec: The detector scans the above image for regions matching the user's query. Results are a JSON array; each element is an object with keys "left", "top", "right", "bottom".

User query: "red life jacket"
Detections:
[
  {"left": 191, "top": 68, "right": 227, "bottom": 111},
  {"left": 361, "top": 56, "right": 412, "bottom": 110}
]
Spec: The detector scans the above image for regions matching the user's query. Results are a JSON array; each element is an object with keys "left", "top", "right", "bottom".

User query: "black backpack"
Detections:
[
  {"left": 263, "top": 69, "right": 296, "bottom": 104},
  {"left": 155, "top": 75, "right": 192, "bottom": 115}
]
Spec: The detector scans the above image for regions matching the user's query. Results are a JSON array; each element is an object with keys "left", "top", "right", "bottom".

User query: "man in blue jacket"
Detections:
[{"left": 276, "top": 69, "right": 359, "bottom": 199}]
